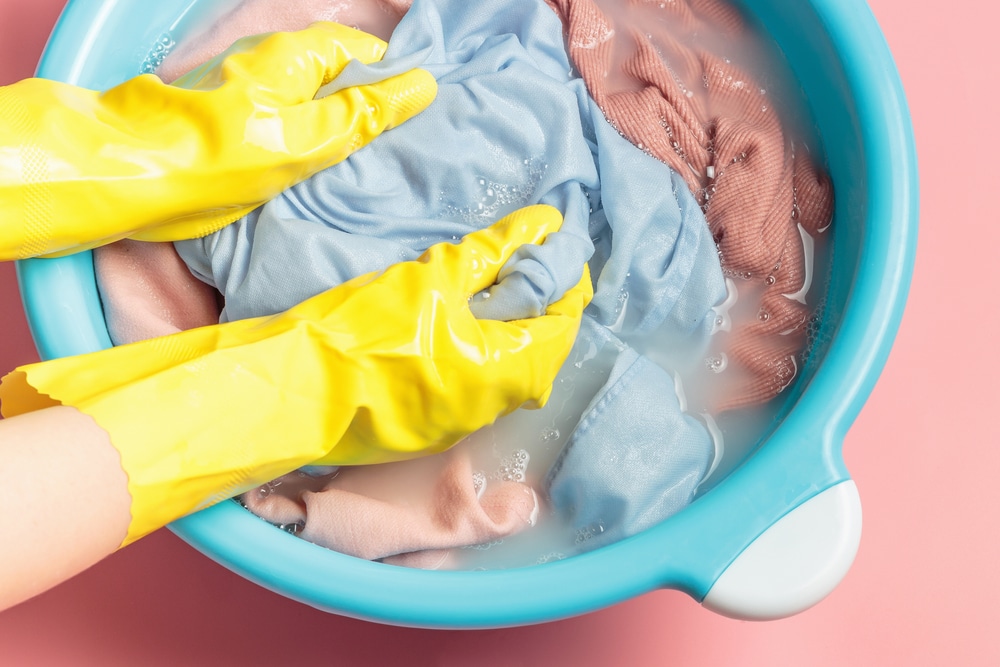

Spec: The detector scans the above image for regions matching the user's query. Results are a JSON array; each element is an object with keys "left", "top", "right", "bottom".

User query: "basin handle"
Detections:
[{"left": 700, "top": 480, "right": 862, "bottom": 620}]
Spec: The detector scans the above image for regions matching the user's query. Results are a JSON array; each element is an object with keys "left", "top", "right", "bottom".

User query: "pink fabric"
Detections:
[
  {"left": 156, "top": 0, "right": 410, "bottom": 82},
  {"left": 95, "top": 241, "right": 220, "bottom": 345},
  {"left": 546, "top": 0, "right": 834, "bottom": 411},
  {"left": 240, "top": 448, "right": 539, "bottom": 569}
]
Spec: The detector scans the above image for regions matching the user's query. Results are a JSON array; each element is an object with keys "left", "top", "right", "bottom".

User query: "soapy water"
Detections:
[
  {"left": 136, "top": 0, "right": 832, "bottom": 571},
  {"left": 440, "top": 156, "right": 548, "bottom": 226},
  {"left": 138, "top": 0, "right": 247, "bottom": 75},
  {"left": 140, "top": 34, "right": 177, "bottom": 74}
]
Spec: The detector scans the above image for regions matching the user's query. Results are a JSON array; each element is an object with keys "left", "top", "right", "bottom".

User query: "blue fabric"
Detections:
[
  {"left": 544, "top": 318, "right": 715, "bottom": 551},
  {"left": 174, "top": 0, "right": 727, "bottom": 554}
]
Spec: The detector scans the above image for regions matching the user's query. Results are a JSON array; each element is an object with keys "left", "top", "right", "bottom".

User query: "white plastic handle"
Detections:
[{"left": 701, "top": 480, "right": 862, "bottom": 620}]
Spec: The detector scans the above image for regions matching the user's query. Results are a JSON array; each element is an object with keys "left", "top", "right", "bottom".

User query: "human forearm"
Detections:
[{"left": 0, "top": 406, "right": 130, "bottom": 612}]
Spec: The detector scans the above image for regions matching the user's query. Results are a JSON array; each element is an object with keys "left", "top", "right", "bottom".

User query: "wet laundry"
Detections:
[{"left": 93, "top": 0, "right": 830, "bottom": 563}]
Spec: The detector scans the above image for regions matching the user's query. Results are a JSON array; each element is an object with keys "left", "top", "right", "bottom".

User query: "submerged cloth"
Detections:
[
  {"left": 241, "top": 448, "right": 540, "bottom": 569},
  {"left": 165, "top": 0, "right": 726, "bottom": 558},
  {"left": 95, "top": 240, "right": 221, "bottom": 344},
  {"left": 153, "top": 0, "right": 412, "bottom": 81},
  {"left": 546, "top": 0, "right": 834, "bottom": 411},
  {"left": 546, "top": 318, "right": 717, "bottom": 548}
]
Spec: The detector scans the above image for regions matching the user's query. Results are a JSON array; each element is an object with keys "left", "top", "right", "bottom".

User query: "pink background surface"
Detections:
[{"left": 0, "top": 0, "right": 996, "bottom": 664}]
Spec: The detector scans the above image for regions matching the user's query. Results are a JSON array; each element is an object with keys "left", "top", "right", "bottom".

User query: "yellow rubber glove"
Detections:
[
  {"left": 0, "top": 22, "right": 436, "bottom": 260},
  {"left": 0, "top": 205, "right": 592, "bottom": 545}
]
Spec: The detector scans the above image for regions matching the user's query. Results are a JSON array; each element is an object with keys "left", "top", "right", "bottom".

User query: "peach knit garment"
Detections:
[
  {"left": 240, "top": 447, "right": 540, "bottom": 569},
  {"left": 545, "top": 0, "right": 834, "bottom": 410}
]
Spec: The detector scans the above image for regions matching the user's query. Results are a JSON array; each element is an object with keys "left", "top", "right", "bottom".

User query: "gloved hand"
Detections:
[
  {"left": 0, "top": 22, "right": 436, "bottom": 260},
  {"left": 0, "top": 205, "right": 592, "bottom": 545}
]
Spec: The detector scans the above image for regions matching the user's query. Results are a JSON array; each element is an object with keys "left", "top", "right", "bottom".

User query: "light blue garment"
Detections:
[
  {"left": 544, "top": 319, "right": 716, "bottom": 551},
  {"left": 174, "top": 0, "right": 727, "bottom": 554},
  {"left": 177, "top": 0, "right": 597, "bottom": 323}
]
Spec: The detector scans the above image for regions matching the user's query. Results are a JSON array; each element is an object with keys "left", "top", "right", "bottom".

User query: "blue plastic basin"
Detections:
[{"left": 16, "top": 0, "right": 917, "bottom": 628}]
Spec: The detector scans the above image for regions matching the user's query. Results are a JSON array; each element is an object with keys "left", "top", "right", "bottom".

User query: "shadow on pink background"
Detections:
[{"left": 0, "top": 1, "right": 996, "bottom": 664}]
